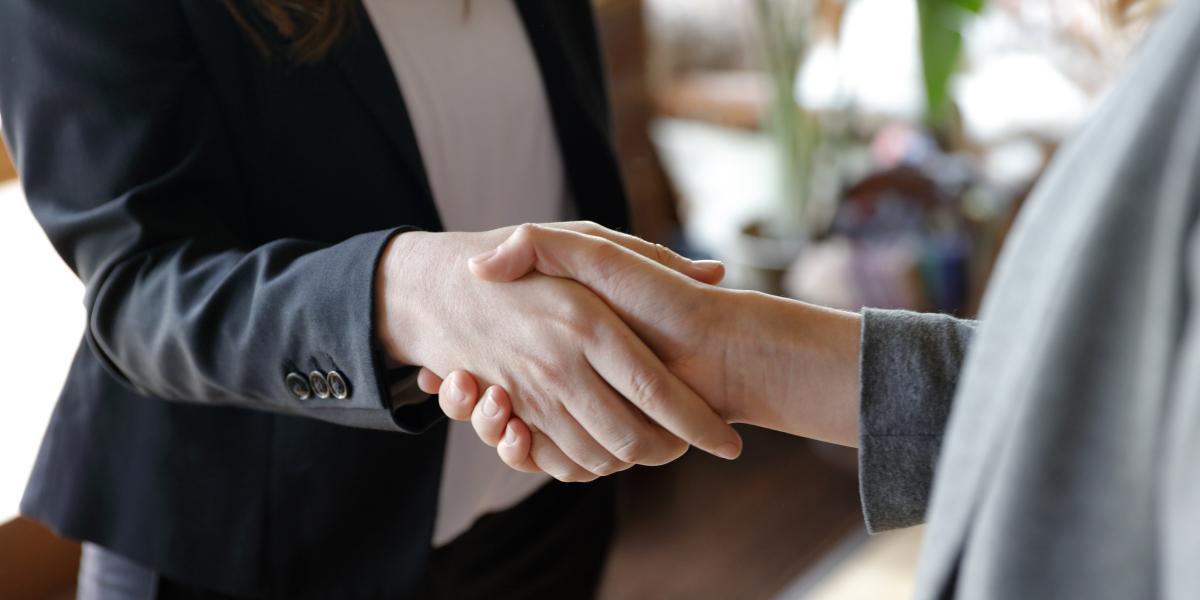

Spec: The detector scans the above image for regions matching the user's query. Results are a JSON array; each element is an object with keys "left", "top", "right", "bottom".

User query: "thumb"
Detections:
[
  {"left": 468, "top": 223, "right": 619, "bottom": 290},
  {"left": 470, "top": 223, "right": 680, "bottom": 306},
  {"left": 468, "top": 225, "right": 539, "bottom": 282}
]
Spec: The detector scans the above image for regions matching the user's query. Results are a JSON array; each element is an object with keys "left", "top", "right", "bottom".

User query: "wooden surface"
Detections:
[
  {"left": 599, "top": 426, "right": 863, "bottom": 599},
  {"left": 0, "top": 139, "right": 15, "bottom": 183},
  {"left": 0, "top": 517, "right": 79, "bottom": 600},
  {"left": 655, "top": 71, "right": 771, "bottom": 130}
]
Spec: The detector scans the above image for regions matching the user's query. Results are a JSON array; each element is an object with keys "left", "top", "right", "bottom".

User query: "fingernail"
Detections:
[
  {"left": 715, "top": 442, "right": 741, "bottom": 460},
  {"left": 469, "top": 248, "right": 498, "bottom": 265},
  {"left": 482, "top": 393, "right": 500, "bottom": 418},
  {"left": 501, "top": 424, "right": 518, "bottom": 446},
  {"left": 451, "top": 377, "right": 469, "bottom": 403},
  {"left": 695, "top": 260, "right": 723, "bottom": 271}
]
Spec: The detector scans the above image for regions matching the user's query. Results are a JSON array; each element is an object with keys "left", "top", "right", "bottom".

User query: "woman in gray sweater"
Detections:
[{"left": 421, "top": 1, "right": 1199, "bottom": 598}]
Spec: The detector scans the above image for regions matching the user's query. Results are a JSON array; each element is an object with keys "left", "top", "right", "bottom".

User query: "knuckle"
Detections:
[
  {"left": 628, "top": 369, "right": 668, "bottom": 409},
  {"left": 527, "top": 358, "right": 568, "bottom": 391},
  {"left": 559, "top": 296, "right": 588, "bottom": 324},
  {"left": 574, "top": 220, "right": 602, "bottom": 234},
  {"left": 514, "top": 222, "right": 538, "bottom": 240},
  {"left": 610, "top": 432, "right": 648, "bottom": 464},
  {"left": 588, "top": 242, "right": 637, "bottom": 297},
  {"left": 589, "top": 239, "right": 626, "bottom": 277},
  {"left": 588, "top": 457, "right": 628, "bottom": 477},
  {"left": 558, "top": 299, "right": 600, "bottom": 341},
  {"left": 653, "top": 242, "right": 671, "bottom": 266}
]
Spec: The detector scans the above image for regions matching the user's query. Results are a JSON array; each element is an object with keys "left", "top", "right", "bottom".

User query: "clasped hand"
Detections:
[
  {"left": 399, "top": 223, "right": 759, "bottom": 481},
  {"left": 376, "top": 222, "right": 746, "bottom": 483}
]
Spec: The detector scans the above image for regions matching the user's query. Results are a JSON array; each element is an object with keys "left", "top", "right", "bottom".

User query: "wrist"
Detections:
[
  {"left": 374, "top": 230, "right": 436, "bottom": 367},
  {"left": 726, "top": 291, "right": 862, "bottom": 446}
]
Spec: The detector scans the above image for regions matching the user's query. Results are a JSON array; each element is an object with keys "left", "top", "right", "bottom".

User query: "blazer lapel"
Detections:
[
  {"left": 328, "top": 0, "right": 626, "bottom": 231},
  {"left": 513, "top": 0, "right": 631, "bottom": 230},
  {"left": 331, "top": 5, "right": 435, "bottom": 211},
  {"left": 513, "top": 1, "right": 608, "bottom": 133}
]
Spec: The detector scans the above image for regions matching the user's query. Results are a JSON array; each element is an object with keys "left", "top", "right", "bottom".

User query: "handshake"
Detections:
[{"left": 376, "top": 222, "right": 863, "bottom": 482}]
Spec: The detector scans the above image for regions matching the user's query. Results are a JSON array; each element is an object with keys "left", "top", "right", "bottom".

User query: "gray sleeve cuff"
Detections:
[{"left": 858, "top": 308, "right": 976, "bottom": 533}]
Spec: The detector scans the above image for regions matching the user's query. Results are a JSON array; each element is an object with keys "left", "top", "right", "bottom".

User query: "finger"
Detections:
[
  {"left": 555, "top": 222, "right": 725, "bottom": 285},
  {"left": 471, "top": 225, "right": 743, "bottom": 459},
  {"left": 535, "top": 406, "right": 631, "bottom": 477},
  {"left": 437, "top": 370, "right": 480, "bottom": 421},
  {"left": 587, "top": 324, "right": 742, "bottom": 461},
  {"left": 561, "top": 365, "right": 688, "bottom": 466},
  {"left": 418, "top": 367, "right": 443, "bottom": 395},
  {"left": 471, "top": 385, "right": 512, "bottom": 447},
  {"left": 471, "top": 224, "right": 704, "bottom": 358},
  {"left": 470, "top": 223, "right": 723, "bottom": 286},
  {"left": 528, "top": 426, "right": 598, "bottom": 483},
  {"left": 497, "top": 418, "right": 539, "bottom": 473}
]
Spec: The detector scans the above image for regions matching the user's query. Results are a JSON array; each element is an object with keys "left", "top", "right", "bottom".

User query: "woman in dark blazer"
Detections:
[{"left": 0, "top": 0, "right": 740, "bottom": 597}]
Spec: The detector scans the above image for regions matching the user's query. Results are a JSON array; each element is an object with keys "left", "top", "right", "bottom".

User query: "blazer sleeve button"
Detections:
[
  {"left": 309, "top": 371, "right": 331, "bottom": 399},
  {"left": 327, "top": 370, "right": 351, "bottom": 400},
  {"left": 285, "top": 372, "right": 312, "bottom": 400}
]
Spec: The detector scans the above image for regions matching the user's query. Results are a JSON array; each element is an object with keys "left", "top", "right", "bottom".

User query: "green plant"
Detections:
[
  {"left": 917, "top": 0, "right": 985, "bottom": 128},
  {"left": 752, "top": 0, "right": 984, "bottom": 234},
  {"left": 753, "top": 0, "right": 821, "bottom": 237}
]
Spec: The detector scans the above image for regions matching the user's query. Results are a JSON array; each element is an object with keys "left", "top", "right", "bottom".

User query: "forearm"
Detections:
[
  {"left": 86, "top": 228, "right": 411, "bottom": 429},
  {"left": 722, "top": 290, "right": 862, "bottom": 447},
  {"left": 0, "top": 0, "right": 420, "bottom": 431}
]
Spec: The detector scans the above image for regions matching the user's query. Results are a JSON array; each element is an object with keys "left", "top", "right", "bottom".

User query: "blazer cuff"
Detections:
[
  {"left": 274, "top": 226, "right": 421, "bottom": 432},
  {"left": 857, "top": 308, "right": 975, "bottom": 533}
]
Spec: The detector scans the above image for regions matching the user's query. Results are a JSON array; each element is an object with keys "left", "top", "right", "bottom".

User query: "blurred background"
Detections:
[{"left": 0, "top": 0, "right": 1157, "bottom": 597}]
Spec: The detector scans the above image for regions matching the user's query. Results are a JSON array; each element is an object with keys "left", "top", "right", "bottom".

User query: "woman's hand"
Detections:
[
  {"left": 375, "top": 222, "right": 743, "bottom": 482},
  {"left": 424, "top": 224, "right": 863, "bottom": 475}
]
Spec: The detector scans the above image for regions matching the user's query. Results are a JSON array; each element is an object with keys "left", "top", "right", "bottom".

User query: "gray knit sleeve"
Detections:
[{"left": 858, "top": 308, "right": 976, "bottom": 533}]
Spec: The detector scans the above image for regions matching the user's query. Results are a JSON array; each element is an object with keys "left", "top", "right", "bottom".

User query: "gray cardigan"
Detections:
[{"left": 856, "top": 3, "right": 1200, "bottom": 598}]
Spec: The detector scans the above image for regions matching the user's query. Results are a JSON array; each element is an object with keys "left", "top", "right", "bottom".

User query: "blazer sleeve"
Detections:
[
  {"left": 857, "top": 308, "right": 977, "bottom": 532},
  {"left": 0, "top": 0, "right": 436, "bottom": 432}
]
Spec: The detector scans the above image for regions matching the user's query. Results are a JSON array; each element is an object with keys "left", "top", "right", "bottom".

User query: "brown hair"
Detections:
[
  {"left": 223, "top": 0, "right": 355, "bottom": 63},
  {"left": 230, "top": 0, "right": 1162, "bottom": 64}
]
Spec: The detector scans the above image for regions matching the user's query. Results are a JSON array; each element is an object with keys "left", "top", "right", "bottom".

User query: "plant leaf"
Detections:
[{"left": 917, "top": 0, "right": 985, "bottom": 126}]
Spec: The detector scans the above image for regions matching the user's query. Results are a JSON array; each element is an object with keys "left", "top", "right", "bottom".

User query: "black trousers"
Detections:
[{"left": 84, "top": 480, "right": 615, "bottom": 600}]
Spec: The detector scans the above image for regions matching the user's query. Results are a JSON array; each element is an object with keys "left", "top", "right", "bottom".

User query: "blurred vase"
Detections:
[{"left": 728, "top": 218, "right": 808, "bottom": 295}]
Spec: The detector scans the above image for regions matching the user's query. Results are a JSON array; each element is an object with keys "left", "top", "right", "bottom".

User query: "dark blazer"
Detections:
[{"left": 0, "top": 0, "right": 628, "bottom": 597}]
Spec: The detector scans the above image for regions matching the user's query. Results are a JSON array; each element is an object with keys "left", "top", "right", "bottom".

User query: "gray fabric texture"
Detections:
[
  {"left": 853, "top": 2, "right": 1200, "bottom": 598},
  {"left": 858, "top": 309, "right": 975, "bottom": 533}
]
